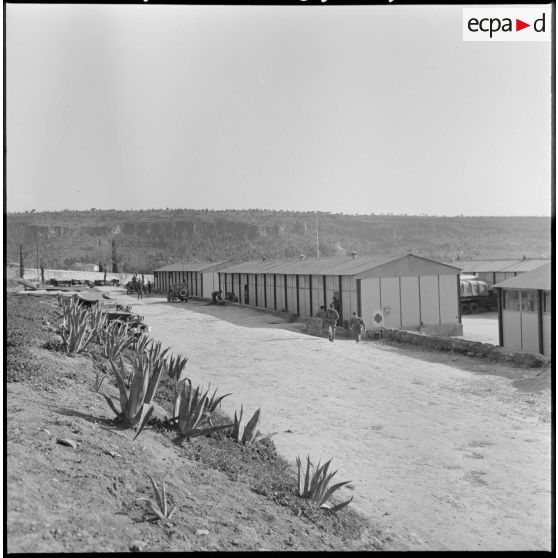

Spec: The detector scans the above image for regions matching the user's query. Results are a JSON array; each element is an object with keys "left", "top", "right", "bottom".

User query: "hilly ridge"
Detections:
[{"left": 6, "top": 209, "right": 551, "bottom": 274}]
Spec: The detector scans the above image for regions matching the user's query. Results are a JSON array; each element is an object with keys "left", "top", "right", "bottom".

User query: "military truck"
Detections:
[
  {"left": 167, "top": 282, "right": 189, "bottom": 303},
  {"left": 460, "top": 276, "right": 498, "bottom": 314}
]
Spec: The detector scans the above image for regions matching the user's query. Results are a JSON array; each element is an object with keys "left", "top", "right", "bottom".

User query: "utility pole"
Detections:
[
  {"left": 19, "top": 244, "right": 24, "bottom": 278},
  {"left": 36, "top": 226, "right": 39, "bottom": 281},
  {"left": 315, "top": 212, "right": 320, "bottom": 258},
  {"left": 112, "top": 239, "right": 118, "bottom": 273}
]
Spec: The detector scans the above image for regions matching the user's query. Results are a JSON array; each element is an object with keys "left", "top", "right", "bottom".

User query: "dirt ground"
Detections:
[
  {"left": 7, "top": 293, "right": 385, "bottom": 553},
  {"left": 113, "top": 289, "right": 552, "bottom": 552},
  {"left": 459, "top": 312, "right": 499, "bottom": 345}
]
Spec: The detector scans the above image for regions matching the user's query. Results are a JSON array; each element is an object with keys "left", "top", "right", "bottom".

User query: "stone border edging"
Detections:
[{"left": 373, "top": 328, "right": 550, "bottom": 369}]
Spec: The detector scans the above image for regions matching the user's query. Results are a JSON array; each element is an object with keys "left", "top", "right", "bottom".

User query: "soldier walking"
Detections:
[
  {"left": 324, "top": 304, "right": 340, "bottom": 342},
  {"left": 349, "top": 312, "right": 366, "bottom": 342}
]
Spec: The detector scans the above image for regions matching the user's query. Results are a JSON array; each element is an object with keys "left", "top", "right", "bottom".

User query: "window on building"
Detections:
[
  {"left": 521, "top": 291, "right": 537, "bottom": 313},
  {"left": 544, "top": 291, "right": 551, "bottom": 313},
  {"left": 504, "top": 290, "right": 521, "bottom": 311}
]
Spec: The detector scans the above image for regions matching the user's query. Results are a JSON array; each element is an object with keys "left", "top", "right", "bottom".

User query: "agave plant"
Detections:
[
  {"left": 231, "top": 406, "right": 261, "bottom": 443},
  {"left": 55, "top": 293, "right": 75, "bottom": 318},
  {"left": 231, "top": 406, "right": 277, "bottom": 444},
  {"left": 174, "top": 380, "right": 233, "bottom": 442},
  {"left": 93, "top": 368, "right": 108, "bottom": 393},
  {"left": 103, "top": 352, "right": 165, "bottom": 439},
  {"left": 204, "top": 383, "right": 232, "bottom": 415},
  {"left": 59, "top": 299, "right": 107, "bottom": 354},
  {"left": 166, "top": 353, "right": 189, "bottom": 383},
  {"left": 130, "top": 333, "right": 152, "bottom": 354},
  {"left": 296, "top": 455, "right": 353, "bottom": 512},
  {"left": 143, "top": 340, "right": 169, "bottom": 402},
  {"left": 99, "top": 321, "right": 134, "bottom": 361},
  {"left": 137, "top": 473, "right": 177, "bottom": 526}
]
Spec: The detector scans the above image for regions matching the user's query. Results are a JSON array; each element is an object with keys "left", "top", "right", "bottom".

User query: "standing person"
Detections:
[
  {"left": 315, "top": 305, "right": 326, "bottom": 329},
  {"left": 332, "top": 296, "right": 341, "bottom": 325},
  {"left": 147, "top": 280, "right": 152, "bottom": 294},
  {"left": 324, "top": 303, "right": 340, "bottom": 342},
  {"left": 137, "top": 283, "right": 143, "bottom": 300},
  {"left": 349, "top": 312, "right": 366, "bottom": 342}
]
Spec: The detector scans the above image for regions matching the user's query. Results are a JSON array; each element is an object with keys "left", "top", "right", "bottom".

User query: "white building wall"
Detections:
[
  {"left": 360, "top": 277, "right": 381, "bottom": 327},
  {"left": 310, "top": 275, "right": 323, "bottom": 316},
  {"left": 324, "top": 275, "right": 339, "bottom": 312},
  {"left": 297, "top": 275, "right": 311, "bottom": 317},
  {"left": 521, "top": 312, "right": 540, "bottom": 354},
  {"left": 264, "top": 275, "right": 274, "bottom": 309},
  {"left": 340, "top": 276, "right": 357, "bottom": 322},
  {"left": 502, "top": 310, "right": 522, "bottom": 351},
  {"left": 286, "top": 275, "right": 297, "bottom": 314},
  {"left": 419, "top": 276, "right": 440, "bottom": 324},
  {"left": 275, "top": 274, "right": 286, "bottom": 312},
  {"left": 379, "top": 277, "right": 401, "bottom": 328},
  {"left": 542, "top": 314, "right": 551, "bottom": 357},
  {"left": 201, "top": 272, "right": 219, "bottom": 297},
  {"left": 248, "top": 274, "right": 256, "bottom": 306},
  {"left": 439, "top": 275, "right": 459, "bottom": 324},
  {"left": 256, "top": 274, "right": 265, "bottom": 307},
  {"left": 241, "top": 274, "right": 249, "bottom": 305},
  {"left": 400, "top": 276, "right": 420, "bottom": 328}
]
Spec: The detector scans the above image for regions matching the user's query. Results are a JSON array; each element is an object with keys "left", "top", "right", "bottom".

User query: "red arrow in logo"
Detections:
[{"left": 516, "top": 19, "right": 530, "bottom": 31}]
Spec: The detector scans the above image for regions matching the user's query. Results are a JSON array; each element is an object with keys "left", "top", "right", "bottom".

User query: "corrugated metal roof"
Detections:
[
  {"left": 458, "top": 259, "right": 550, "bottom": 273},
  {"left": 458, "top": 260, "right": 518, "bottom": 272},
  {"left": 154, "top": 261, "right": 229, "bottom": 273},
  {"left": 492, "top": 263, "right": 551, "bottom": 290},
  {"left": 220, "top": 254, "right": 459, "bottom": 276},
  {"left": 497, "top": 259, "right": 551, "bottom": 273}
]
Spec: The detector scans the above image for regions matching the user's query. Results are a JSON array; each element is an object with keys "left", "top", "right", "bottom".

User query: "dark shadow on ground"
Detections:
[
  {"left": 370, "top": 339, "right": 550, "bottom": 392},
  {"left": 119, "top": 292, "right": 550, "bottom": 393},
  {"left": 133, "top": 295, "right": 301, "bottom": 330},
  {"left": 52, "top": 406, "right": 115, "bottom": 427}
]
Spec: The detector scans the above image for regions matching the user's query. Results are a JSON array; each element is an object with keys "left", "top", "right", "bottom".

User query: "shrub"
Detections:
[
  {"left": 296, "top": 455, "right": 353, "bottom": 512},
  {"left": 98, "top": 321, "right": 134, "bottom": 361},
  {"left": 58, "top": 299, "right": 107, "bottom": 354},
  {"left": 166, "top": 353, "right": 189, "bottom": 383},
  {"left": 103, "top": 352, "right": 165, "bottom": 439},
  {"left": 174, "top": 380, "right": 233, "bottom": 442},
  {"left": 231, "top": 406, "right": 276, "bottom": 444}
]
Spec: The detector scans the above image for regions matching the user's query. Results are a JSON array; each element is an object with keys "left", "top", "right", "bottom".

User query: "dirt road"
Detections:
[{"left": 120, "top": 292, "right": 551, "bottom": 551}]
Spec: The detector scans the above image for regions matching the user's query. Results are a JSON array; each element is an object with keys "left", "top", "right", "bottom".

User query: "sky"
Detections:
[{"left": 5, "top": 3, "right": 552, "bottom": 216}]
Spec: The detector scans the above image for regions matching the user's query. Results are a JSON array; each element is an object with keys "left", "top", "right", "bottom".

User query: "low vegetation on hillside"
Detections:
[
  {"left": 7, "top": 292, "right": 387, "bottom": 552},
  {"left": 7, "top": 209, "right": 551, "bottom": 274}
]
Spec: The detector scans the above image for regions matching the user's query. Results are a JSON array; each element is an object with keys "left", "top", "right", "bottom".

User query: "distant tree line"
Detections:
[{"left": 6, "top": 209, "right": 551, "bottom": 274}]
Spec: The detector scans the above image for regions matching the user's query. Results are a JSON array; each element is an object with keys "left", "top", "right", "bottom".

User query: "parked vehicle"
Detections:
[
  {"left": 460, "top": 277, "right": 498, "bottom": 314},
  {"left": 106, "top": 304, "right": 150, "bottom": 336},
  {"left": 167, "top": 282, "right": 189, "bottom": 303},
  {"left": 49, "top": 278, "right": 72, "bottom": 287},
  {"left": 126, "top": 279, "right": 143, "bottom": 295}
]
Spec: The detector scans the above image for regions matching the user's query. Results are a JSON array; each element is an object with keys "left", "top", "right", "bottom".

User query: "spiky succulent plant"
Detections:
[
  {"left": 137, "top": 473, "right": 177, "bottom": 525},
  {"left": 174, "top": 380, "right": 233, "bottom": 442},
  {"left": 296, "top": 455, "right": 353, "bottom": 512},
  {"left": 103, "top": 352, "right": 164, "bottom": 439},
  {"left": 58, "top": 299, "right": 107, "bottom": 354}
]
